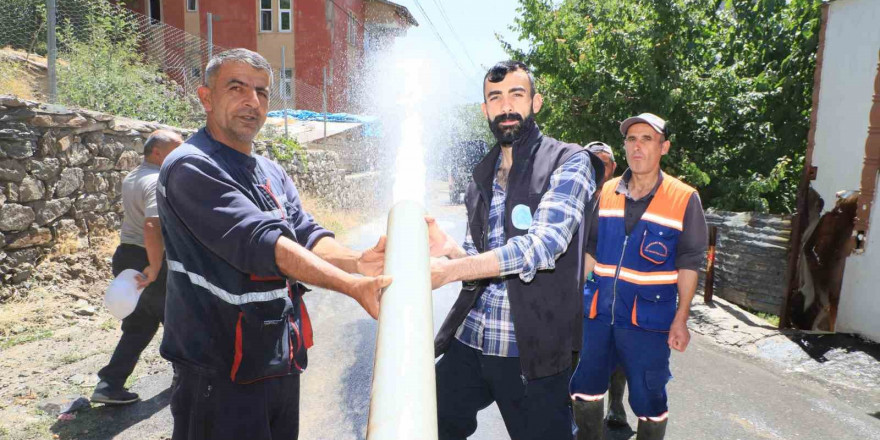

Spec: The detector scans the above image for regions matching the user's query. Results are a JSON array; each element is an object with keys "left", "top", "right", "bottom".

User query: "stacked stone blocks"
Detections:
[
  {"left": 0, "top": 95, "right": 385, "bottom": 287},
  {"left": 0, "top": 95, "right": 183, "bottom": 285}
]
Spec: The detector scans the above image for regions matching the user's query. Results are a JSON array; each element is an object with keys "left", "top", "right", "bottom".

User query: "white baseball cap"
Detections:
[{"left": 620, "top": 113, "right": 669, "bottom": 137}]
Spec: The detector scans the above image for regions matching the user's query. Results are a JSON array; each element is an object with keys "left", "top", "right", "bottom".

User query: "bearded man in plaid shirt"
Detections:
[{"left": 428, "top": 60, "right": 603, "bottom": 440}]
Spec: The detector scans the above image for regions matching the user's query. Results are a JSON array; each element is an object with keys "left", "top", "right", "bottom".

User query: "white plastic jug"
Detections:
[{"left": 104, "top": 269, "right": 145, "bottom": 320}]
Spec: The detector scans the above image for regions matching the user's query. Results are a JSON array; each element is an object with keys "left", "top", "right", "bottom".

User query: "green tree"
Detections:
[
  {"left": 505, "top": 0, "right": 820, "bottom": 213},
  {"left": 448, "top": 103, "right": 494, "bottom": 146},
  {"left": 429, "top": 103, "right": 494, "bottom": 178}
]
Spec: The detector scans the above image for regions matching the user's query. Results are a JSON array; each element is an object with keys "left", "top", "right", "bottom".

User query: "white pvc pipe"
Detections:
[{"left": 366, "top": 200, "right": 437, "bottom": 440}]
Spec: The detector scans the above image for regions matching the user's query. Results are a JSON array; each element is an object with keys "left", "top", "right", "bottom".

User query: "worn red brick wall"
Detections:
[
  {"left": 295, "top": 0, "right": 364, "bottom": 112},
  {"left": 198, "top": 0, "right": 257, "bottom": 51}
]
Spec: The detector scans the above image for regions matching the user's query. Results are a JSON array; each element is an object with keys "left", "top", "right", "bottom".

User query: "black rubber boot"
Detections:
[
  {"left": 606, "top": 367, "right": 628, "bottom": 428},
  {"left": 573, "top": 398, "right": 606, "bottom": 440},
  {"left": 636, "top": 418, "right": 667, "bottom": 440}
]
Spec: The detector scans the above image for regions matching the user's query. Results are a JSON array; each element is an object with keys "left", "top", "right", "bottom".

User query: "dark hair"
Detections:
[{"left": 483, "top": 60, "right": 536, "bottom": 99}]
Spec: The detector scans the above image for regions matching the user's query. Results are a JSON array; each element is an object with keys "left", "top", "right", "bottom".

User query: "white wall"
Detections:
[
  {"left": 837, "top": 187, "right": 880, "bottom": 341},
  {"left": 812, "top": 0, "right": 880, "bottom": 204},
  {"left": 813, "top": 0, "right": 880, "bottom": 341}
]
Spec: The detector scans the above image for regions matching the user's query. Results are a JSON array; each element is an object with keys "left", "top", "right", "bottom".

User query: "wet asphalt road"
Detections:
[
  {"left": 59, "top": 184, "right": 880, "bottom": 440},
  {"left": 296, "top": 189, "right": 509, "bottom": 440},
  {"left": 298, "top": 187, "right": 880, "bottom": 440}
]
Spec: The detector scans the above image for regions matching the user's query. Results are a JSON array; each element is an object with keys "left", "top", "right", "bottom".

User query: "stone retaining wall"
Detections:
[
  {"left": 701, "top": 210, "right": 792, "bottom": 315},
  {"left": 0, "top": 96, "right": 384, "bottom": 287},
  {"left": 0, "top": 96, "right": 182, "bottom": 286},
  {"left": 270, "top": 148, "right": 388, "bottom": 210}
]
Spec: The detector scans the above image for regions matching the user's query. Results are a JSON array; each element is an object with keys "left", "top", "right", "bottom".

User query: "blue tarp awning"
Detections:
[
  {"left": 266, "top": 109, "right": 381, "bottom": 138},
  {"left": 266, "top": 109, "right": 378, "bottom": 124}
]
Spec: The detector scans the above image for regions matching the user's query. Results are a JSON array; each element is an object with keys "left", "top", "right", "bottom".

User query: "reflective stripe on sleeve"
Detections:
[{"left": 571, "top": 392, "right": 606, "bottom": 402}]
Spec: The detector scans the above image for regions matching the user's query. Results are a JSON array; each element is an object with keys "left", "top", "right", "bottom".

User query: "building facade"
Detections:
[{"left": 122, "top": 0, "right": 417, "bottom": 111}]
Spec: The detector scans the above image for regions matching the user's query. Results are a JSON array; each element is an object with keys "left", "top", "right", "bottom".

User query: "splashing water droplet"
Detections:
[{"left": 391, "top": 60, "right": 427, "bottom": 205}]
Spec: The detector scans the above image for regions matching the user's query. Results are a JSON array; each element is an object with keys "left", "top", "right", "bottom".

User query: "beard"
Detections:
[
  {"left": 228, "top": 125, "right": 259, "bottom": 144},
  {"left": 487, "top": 111, "right": 536, "bottom": 145},
  {"left": 227, "top": 112, "right": 264, "bottom": 144}
]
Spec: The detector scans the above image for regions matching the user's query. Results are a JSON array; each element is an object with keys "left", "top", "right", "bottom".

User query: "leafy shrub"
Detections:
[
  {"left": 270, "top": 136, "right": 308, "bottom": 169},
  {"left": 0, "top": 0, "right": 47, "bottom": 55},
  {"left": 56, "top": 5, "right": 198, "bottom": 127},
  {"left": 259, "top": 126, "right": 309, "bottom": 170}
]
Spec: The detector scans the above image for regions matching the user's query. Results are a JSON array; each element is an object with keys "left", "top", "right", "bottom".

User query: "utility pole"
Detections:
[
  {"left": 207, "top": 13, "right": 221, "bottom": 59},
  {"left": 322, "top": 67, "right": 328, "bottom": 139},
  {"left": 207, "top": 13, "right": 213, "bottom": 59},
  {"left": 281, "top": 46, "right": 288, "bottom": 138},
  {"left": 47, "top": 0, "right": 57, "bottom": 103}
]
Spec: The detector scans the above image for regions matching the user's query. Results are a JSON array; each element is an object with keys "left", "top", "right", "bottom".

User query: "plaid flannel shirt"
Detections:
[{"left": 455, "top": 152, "right": 594, "bottom": 357}]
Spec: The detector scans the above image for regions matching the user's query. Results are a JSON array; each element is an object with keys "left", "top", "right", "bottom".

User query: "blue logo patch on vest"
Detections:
[{"left": 511, "top": 204, "right": 533, "bottom": 230}]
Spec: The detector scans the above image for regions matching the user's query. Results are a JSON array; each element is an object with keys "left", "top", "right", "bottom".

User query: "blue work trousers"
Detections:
[{"left": 570, "top": 319, "right": 672, "bottom": 417}]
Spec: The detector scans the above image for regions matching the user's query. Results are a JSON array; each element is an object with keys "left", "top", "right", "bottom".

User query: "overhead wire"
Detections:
[
  {"left": 429, "top": 0, "right": 480, "bottom": 73},
  {"left": 410, "top": 0, "right": 473, "bottom": 80}
]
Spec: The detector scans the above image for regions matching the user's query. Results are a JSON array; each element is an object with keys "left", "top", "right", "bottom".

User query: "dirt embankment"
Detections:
[
  {"left": 0, "top": 196, "right": 373, "bottom": 439},
  {"left": 0, "top": 47, "right": 51, "bottom": 102},
  {"left": 0, "top": 233, "right": 171, "bottom": 439}
]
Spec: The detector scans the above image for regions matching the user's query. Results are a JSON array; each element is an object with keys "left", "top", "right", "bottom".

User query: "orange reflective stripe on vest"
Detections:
[{"left": 594, "top": 263, "right": 680, "bottom": 286}]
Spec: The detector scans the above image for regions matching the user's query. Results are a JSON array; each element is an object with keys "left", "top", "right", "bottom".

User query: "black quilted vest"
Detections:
[{"left": 434, "top": 124, "right": 602, "bottom": 380}]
